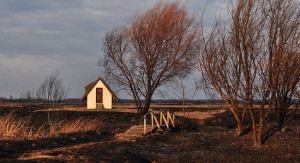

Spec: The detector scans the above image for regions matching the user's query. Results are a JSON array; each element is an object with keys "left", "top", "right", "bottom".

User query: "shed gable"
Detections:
[{"left": 80, "top": 77, "right": 118, "bottom": 102}]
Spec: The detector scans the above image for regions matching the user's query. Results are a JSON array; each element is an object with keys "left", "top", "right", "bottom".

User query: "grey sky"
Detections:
[{"left": 0, "top": 0, "right": 228, "bottom": 99}]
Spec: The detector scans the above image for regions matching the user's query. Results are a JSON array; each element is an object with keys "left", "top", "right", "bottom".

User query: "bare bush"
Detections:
[{"left": 36, "top": 71, "right": 70, "bottom": 129}]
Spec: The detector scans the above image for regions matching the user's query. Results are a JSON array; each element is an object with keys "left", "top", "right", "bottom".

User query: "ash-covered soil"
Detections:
[{"left": 0, "top": 104, "right": 299, "bottom": 162}]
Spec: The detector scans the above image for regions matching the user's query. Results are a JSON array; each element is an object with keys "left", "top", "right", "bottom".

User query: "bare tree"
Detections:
[
  {"left": 200, "top": 25, "right": 248, "bottom": 136},
  {"left": 200, "top": 0, "right": 299, "bottom": 147},
  {"left": 101, "top": 2, "right": 200, "bottom": 117},
  {"left": 261, "top": 0, "right": 300, "bottom": 131},
  {"left": 201, "top": 0, "right": 265, "bottom": 145},
  {"left": 199, "top": 0, "right": 263, "bottom": 136},
  {"left": 231, "top": 0, "right": 267, "bottom": 147},
  {"left": 36, "top": 71, "right": 69, "bottom": 128}
]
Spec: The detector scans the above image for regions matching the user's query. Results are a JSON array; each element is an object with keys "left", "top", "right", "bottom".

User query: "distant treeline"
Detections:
[
  {"left": 116, "top": 99, "right": 300, "bottom": 105},
  {"left": 115, "top": 99, "right": 225, "bottom": 105},
  {"left": 1, "top": 97, "right": 298, "bottom": 106}
]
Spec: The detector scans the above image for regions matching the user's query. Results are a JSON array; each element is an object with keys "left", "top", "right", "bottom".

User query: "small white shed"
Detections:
[{"left": 80, "top": 77, "right": 118, "bottom": 109}]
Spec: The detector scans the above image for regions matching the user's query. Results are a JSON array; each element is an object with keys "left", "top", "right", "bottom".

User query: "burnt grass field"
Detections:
[{"left": 0, "top": 103, "right": 299, "bottom": 162}]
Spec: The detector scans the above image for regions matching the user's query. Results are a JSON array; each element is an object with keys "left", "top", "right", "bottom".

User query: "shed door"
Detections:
[{"left": 96, "top": 88, "right": 103, "bottom": 103}]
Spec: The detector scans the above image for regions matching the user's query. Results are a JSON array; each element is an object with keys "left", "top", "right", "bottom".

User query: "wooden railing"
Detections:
[{"left": 143, "top": 108, "right": 175, "bottom": 134}]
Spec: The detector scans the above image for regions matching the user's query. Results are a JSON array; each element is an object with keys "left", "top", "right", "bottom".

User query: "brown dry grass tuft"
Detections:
[
  {"left": 0, "top": 112, "right": 30, "bottom": 140},
  {"left": 0, "top": 112, "right": 105, "bottom": 140},
  {"left": 48, "top": 116, "right": 105, "bottom": 136}
]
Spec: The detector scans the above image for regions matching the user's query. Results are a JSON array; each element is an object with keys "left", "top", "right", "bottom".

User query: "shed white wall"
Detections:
[{"left": 87, "top": 80, "right": 113, "bottom": 109}]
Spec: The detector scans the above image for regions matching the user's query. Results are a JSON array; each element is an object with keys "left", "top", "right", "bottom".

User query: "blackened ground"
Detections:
[{"left": 0, "top": 104, "right": 299, "bottom": 162}]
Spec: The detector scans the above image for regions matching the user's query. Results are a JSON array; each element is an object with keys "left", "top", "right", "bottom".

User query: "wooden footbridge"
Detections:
[
  {"left": 115, "top": 109, "right": 176, "bottom": 141},
  {"left": 142, "top": 108, "right": 175, "bottom": 134}
]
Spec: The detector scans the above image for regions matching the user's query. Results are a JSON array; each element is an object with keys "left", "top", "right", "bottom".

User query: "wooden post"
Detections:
[
  {"left": 144, "top": 117, "right": 146, "bottom": 134},
  {"left": 160, "top": 112, "right": 162, "bottom": 126},
  {"left": 162, "top": 114, "right": 169, "bottom": 129},
  {"left": 168, "top": 113, "right": 175, "bottom": 127},
  {"left": 173, "top": 113, "right": 175, "bottom": 127},
  {"left": 151, "top": 112, "right": 153, "bottom": 128},
  {"left": 153, "top": 114, "right": 161, "bottom": 129},
  {"left": 167, "top": 111, "right": 170, "bottom": 124}
]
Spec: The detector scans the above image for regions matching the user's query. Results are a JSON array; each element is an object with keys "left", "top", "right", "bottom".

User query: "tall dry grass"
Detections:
[
  {"left": 0, "top": 112, "right": 30, "bottom": 140},
  {"left": 0, "top": 112, "right": 105, "bottom": 140},
  {"left": 49, "top": 117, "right": 104, "bottom": 135}
]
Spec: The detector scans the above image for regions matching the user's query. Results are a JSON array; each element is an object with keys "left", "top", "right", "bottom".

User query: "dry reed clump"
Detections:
[
  {"left": 0, "top": 112, "right": 105, "bottom": 140},
  {"left": 0, "top": 112, "right": 30, "bottom": 140},
  {"left": 48, "top": 116, "right": 105, "bottom": 136}
]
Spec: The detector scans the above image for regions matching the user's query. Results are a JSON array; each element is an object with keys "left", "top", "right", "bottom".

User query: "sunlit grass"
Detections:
[
  {"left": 0, "top": 112, "right": 105, "bottom": 140},
  {"left": 48, "top": 116, "right": 105, "bottom": 136},
  {"left": 0, "top": 112, "right": 30, "bottom": 140}
]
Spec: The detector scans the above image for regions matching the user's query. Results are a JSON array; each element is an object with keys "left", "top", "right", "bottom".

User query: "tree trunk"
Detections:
[
  {"left": 276, "top": 110, "right": 285, "bottom": 131},
  {"left": 249, "top": 108, "right": 258, "bottom": 147},
  {"left": 257, "top": 108, "right": 264, "bottom": 147},
  {"left": 139, "top": 92, "right": 152, "bottom": 118},
  {"left": 277, "top": 111, "right": 285, "bottom": 131},
  {"left": 231, "top": 110, "right": 244, "bottom": 136},
  {"left": 236, "top": 120, "right": 244, "bottom": 136}
]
